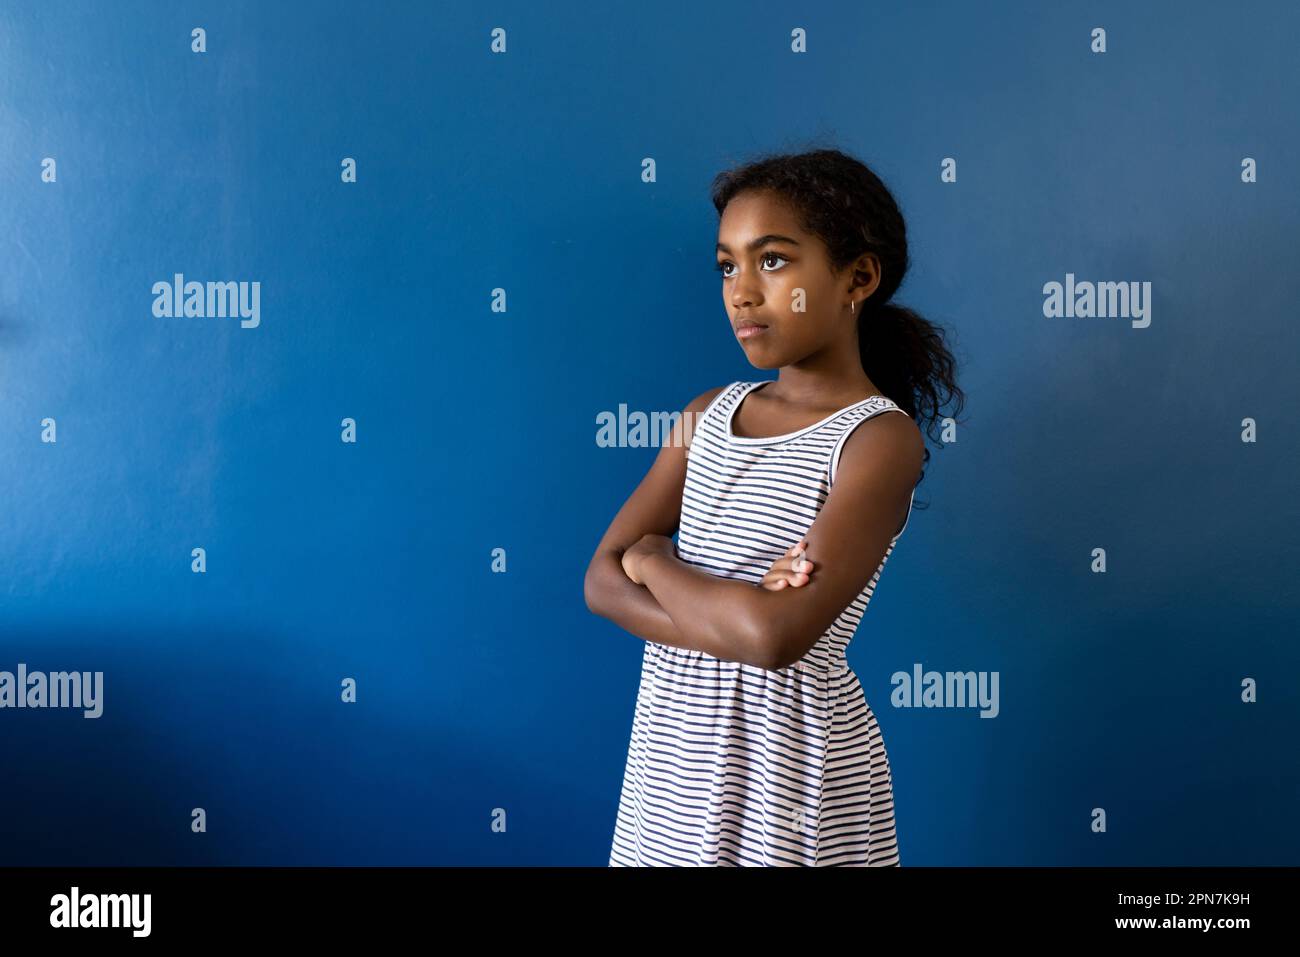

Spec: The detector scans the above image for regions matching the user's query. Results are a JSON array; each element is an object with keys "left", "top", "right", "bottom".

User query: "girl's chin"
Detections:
[{"left": 740, "top": 353, "right": 783, "bottom": 370}]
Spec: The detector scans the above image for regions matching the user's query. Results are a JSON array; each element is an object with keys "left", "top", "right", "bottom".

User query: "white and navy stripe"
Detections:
[{"left": 609, "top": 380, "right": 913, "bottom": 866}]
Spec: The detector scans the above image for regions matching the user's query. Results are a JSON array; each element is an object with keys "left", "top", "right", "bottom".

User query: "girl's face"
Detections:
[{"left": 715, "top": 189, "right": 877, "bottom": 369}]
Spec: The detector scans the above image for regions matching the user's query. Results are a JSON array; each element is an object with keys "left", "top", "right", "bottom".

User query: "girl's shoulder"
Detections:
[
  {"left": 681, "top": 382, "right": 738, "bottom": 453},
  {"left": 687, "top": 382, "right": 736, "bottom": 413}
]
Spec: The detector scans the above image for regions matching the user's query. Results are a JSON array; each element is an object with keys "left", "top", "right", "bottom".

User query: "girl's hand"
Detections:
[
  {"left": 621, "top": 534, "right": 675, "bottom": 585},
  {"left": 759, "top": 539, "right": 817, "bottom": 591}
]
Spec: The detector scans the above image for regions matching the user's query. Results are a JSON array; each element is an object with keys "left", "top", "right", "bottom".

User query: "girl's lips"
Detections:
[{"left": 737, "top": 324, "right": 768, "bottom": 339}]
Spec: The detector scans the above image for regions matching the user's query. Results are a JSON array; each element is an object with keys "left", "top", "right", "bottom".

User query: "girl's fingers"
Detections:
[
  {"left": 761, "top": 540, "right": 816, "bottom": 590},
  {"left": 761, "top": 570, "right": 809, "bottom": 590}
]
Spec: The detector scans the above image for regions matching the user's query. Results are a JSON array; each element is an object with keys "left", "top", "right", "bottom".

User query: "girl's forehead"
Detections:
[
  {"left": 723, "top": 189, "right": 795, "bottom": 216},
  {"left": 719, "top": 193, "right": 804, "bottom": 234}
]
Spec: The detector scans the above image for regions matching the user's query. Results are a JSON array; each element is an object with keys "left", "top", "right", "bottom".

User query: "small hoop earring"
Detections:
[{"left": 850, "top": 300, "right": 855, "bottom": 314}]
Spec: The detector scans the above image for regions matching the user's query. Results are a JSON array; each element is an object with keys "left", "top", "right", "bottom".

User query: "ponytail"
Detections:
[{"left": 858, "top": 302, "right": 964, "bottom": 494}]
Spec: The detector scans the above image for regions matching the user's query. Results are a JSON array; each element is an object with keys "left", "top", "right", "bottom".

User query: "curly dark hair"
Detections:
[{"left": 710, "top": 146, "right": 966, "bottom": 506}]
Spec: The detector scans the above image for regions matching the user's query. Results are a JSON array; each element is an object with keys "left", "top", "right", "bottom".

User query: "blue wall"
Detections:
[{"left": 1, "top": 0, "right": 1296, "bottom": 865}]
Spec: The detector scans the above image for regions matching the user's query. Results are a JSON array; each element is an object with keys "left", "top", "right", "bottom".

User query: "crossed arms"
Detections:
[{"left": 583, "top": 385, "right": 923, "bottom": 672}]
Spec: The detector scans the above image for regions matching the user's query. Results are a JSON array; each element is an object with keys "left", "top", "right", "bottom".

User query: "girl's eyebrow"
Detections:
[{"left": 716, "top": 234, "right": 802, "bottom": 254}]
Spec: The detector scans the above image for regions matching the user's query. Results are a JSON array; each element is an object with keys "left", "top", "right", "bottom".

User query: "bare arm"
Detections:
[
  {"left": 583, "top": 385, "right": 726, "bottom": 650},
  {"left": 634, "top": 545, "right": 780, "bottom": 668},
  {"left": 633, "top": 409, "right": 923, "bottom": 671},
  {"left": 762, "top": 411, "right": 924, "bottom": 669},
  {"left": 587, "top": 388, "right": 922, "bottom": 673}
]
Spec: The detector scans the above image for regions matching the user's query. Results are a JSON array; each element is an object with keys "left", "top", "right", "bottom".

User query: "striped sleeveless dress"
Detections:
[{"left": 608, "top": 380, "right": 915, "bottom": 867}]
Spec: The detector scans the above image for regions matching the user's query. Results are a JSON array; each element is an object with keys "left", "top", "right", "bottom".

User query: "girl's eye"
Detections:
[{"left": 715, "top": 252, "right": 787, "bottom": 277}]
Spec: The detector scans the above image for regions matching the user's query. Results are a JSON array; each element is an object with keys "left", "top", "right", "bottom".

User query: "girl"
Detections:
[{"left": 585, "top": 148, "right": 964, "bottom": 866}]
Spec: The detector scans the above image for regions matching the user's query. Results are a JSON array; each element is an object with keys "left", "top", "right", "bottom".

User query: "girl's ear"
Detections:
[{"left": 850, "top": 252, "right": 882, "bottom": 298}]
